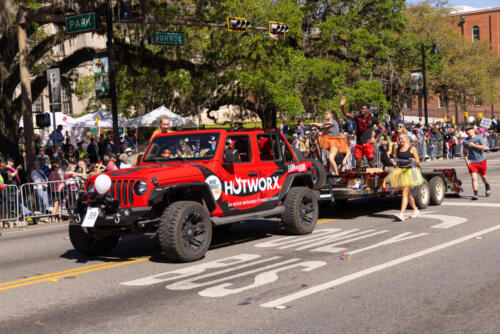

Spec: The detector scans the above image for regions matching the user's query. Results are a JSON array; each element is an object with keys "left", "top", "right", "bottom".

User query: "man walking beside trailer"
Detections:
[
  {"left": 340, "top": 96, "right": 385, "bottom": 173},
  {"left": 463, "top": 126, "right": 491, "bottom": 200}
]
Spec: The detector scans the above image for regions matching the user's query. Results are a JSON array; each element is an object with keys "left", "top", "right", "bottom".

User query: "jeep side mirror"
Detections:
[
  {"left": 136, "top": 154, "right": 143, "bottom": 165},
  {"left": 224, "top": 149, "right": 240, "bottom": 163}
]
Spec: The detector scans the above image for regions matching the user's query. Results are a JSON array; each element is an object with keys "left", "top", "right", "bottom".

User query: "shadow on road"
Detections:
[{"left": 60, "top": 220, "right": 279, "bottom": 264}]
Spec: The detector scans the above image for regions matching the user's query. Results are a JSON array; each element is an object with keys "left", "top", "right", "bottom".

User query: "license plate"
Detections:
[{"left": 81, "top": 207, "right": 100, "bottom": 228}]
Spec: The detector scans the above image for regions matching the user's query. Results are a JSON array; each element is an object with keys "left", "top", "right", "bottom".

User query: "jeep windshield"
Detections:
[{"left": 144, "top": 133, "right": 220, "bottom": 162}]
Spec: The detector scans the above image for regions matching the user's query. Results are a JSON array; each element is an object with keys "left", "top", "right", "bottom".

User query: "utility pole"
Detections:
[
  {"left": 421, "top": 44, "right": 429, "bottom": 127},
  {"left": 17, "top": 7, "right": 35, "bottom": 173},
  {"left": 106, "top": 1, "right": 121, "bottom": 155}
]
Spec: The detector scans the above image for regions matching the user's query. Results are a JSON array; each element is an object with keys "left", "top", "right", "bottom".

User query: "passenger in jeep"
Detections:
[{"left": 340, "top": 95, "right": 386, "bottom": 173}]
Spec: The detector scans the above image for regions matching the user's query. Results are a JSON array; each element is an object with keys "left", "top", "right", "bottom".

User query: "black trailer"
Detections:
[{"left": 317, "top": 168, "right": 462, "bottom": 208}]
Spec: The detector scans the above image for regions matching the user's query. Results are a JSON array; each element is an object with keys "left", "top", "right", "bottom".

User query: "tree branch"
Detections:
[{"left": 12, "top": 47, "right": 99, "bottom": 112}]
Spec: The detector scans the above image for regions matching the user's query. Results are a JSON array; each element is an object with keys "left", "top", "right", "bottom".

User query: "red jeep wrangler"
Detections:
[{"left": 70, "top": 129, "right": 325, "bottom": 262}]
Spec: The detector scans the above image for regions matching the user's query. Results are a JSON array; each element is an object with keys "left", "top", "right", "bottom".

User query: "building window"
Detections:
[
  {"left": 53, "top": 24, "right": 65, "bottom": 57},
  {"left": 406, "top": 95, "right": 413, "bottom": 110},
  {"left": 472, "top": 25, "right": 480, "bottom": 41},
  {"left": 473, "top": 96, "right": 482, "bottom": 106},
  {"left": 438, "top": 95, "right": 445, "bottom": 109},
  {"left": 61, "top": 81, "right": 73, "bottom": 115},
  {"left": 32, "top": 95, "right": 44, "bottom": 113}
]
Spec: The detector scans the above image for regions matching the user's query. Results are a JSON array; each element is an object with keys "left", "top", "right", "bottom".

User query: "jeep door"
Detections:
[
  {"left": 219, "top": 134, "right": 262, "bottom": 214},
  {"left": 256, "top": 132, "right": 287, "bottom": 208}
]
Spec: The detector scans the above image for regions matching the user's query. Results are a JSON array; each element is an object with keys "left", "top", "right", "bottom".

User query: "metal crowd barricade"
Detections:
[
  {"left": 0, "top": 184, "right": 20, "bottom": 228},
  {"left": 20, "top": 178, "right": 84, "bottom": 223},
  {"left": 349, "top": 143, "right": 383, "bottom": 169}
]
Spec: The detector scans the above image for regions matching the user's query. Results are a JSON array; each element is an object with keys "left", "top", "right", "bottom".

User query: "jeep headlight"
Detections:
[
  {"left": 86, "top": 181, "right": 95, "bottom": 193},
  {"left": 134, "top": 180, "right": 148, "bottom": 196}
]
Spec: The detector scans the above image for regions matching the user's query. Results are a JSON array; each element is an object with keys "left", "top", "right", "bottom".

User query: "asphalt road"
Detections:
[{"left": 1, "top": 153, "right": 500, "bottom": 334}]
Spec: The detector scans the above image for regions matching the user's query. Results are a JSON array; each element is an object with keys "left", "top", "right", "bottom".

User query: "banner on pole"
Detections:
[
  {"left": 46, "top": 68, "right": 62, "bottom": 112},
  {"left": 411, "top": 70, "right": 423, "bottom": 95},
  {"left": 93, "top": 55, "right": 110, "bottom": 99}
]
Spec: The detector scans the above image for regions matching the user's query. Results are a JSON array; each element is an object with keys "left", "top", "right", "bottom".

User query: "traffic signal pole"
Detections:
[{"left": 106, "top": 1, "right": 121, "bottom": 155}]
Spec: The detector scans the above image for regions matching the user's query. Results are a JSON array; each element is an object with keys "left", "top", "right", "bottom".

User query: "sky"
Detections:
[{"left": 406, "top": 0, "right": 499, "bottom": 8}]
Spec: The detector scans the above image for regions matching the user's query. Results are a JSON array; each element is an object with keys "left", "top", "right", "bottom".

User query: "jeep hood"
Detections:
[{"left": 108, "top": 164, "right": 204, "bottom": 182}]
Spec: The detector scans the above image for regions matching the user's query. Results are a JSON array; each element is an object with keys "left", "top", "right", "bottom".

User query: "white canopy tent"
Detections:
[
  {"left": 126, "top": 105, "right": 198, "bottom": 128},
  {"left": 72, "top": 108, "right": 127, "bottom": 128}
]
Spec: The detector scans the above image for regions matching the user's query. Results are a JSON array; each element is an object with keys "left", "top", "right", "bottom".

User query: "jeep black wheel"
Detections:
[
  {"left": 159, "top": 201, "right": 212, "bottom": 262},
  {"left": 69, "top": 225, "right": 119, "bottom": 256},
  {"left": 281, "top": 187, "right": 318, "bottom": 234},
  {"left": 306, "top": 159, "right": 327, "bottom": 190}
]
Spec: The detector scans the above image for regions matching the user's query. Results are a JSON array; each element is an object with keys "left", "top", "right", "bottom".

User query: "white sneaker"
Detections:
[
  {"left": 352, "top": 180, "right": 362, "bottom": 189},
  {"left": 410, "top": 209, "right": 419, "bottom": 218},
  {"left": 395, "top": 213, "right": 406, "bottom": 221}
]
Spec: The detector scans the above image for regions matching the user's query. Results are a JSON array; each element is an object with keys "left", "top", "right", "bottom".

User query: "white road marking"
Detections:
[
  {"left": 260, "top": 223, "right": 500, "bottom": 308},
  {"left": 442, "top": 202, "right": 500, "bottom": 208},
  {"left": 167, "top": 258, "right": 298, "bottom": 291},
  {"left": 406, "top": 211, "right": 470, "bottom": 229},
  {"left": 122, "top": 254, "right": 262, "bottom": 286},
  {"left": 199, "top": 260, "right": 326, "bottom": 297},
  {"left": 350, "top": 232, "right": 428, "bottom": 254}
]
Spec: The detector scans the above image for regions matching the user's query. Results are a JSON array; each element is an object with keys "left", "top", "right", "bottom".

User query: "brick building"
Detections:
[{"left": 404, "top": 6, "right": 500, "bottom": 125}]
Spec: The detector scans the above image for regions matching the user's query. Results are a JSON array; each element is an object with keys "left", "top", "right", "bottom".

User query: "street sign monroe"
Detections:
[
  {"left": 65, "top": 12, "right": 96, "bottom": 34},
  {"left": 151, "top": 32, "right": 185, "bottom": 46}
]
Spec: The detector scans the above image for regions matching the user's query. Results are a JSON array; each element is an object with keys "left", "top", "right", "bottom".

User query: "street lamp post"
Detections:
[{"left": 421, "top": 42, "right": 439, "bottom": 128}]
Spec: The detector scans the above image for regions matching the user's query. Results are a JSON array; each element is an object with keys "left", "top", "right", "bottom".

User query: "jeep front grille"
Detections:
[{"left": 109, "top": 179, "right": 134, "bottom": 206}]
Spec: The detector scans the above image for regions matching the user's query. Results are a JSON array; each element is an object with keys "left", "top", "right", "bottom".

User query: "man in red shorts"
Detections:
[
  {"left": 340, "top": 96, "right": 386, "bottom": 173},
  {"left": 463, "top": 126, "right": 490, "bottom": 200}
]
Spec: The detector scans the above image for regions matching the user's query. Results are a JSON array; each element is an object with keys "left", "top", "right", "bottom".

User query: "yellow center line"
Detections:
[
  {"left": 0, "top": 257, "right": 149, "bottom": 292},
  {"left": 318, "top": 219, "right": 337, "bottom": 224}
]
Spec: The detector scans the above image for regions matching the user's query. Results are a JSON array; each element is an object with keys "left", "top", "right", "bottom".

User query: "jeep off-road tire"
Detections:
[
  {"left": 69, "top": 225, "right": 120, "bottom": 256},
  {"left": 306, "top": 158, "right": 327, "bottom": 190},
  {"left": 159, "top": 201, "right": 212, "bottom": 262},
  {"left": 281, "top": 187, "right": 318, "bottom": 235},
  {"left": 411, "top": 179, "right": 430, "bottom": 209},
  {"left": 429, "top": 176, "right": 445, "bottom": 205}
]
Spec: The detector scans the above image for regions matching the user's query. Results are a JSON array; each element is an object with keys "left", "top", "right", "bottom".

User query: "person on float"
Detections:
[
  {"left": 385, "top": 133, "right": 423, "bottom": 221},
  {"left": 150, "top": 115, "right": 174, "bottom": 142},
  {"left": 340, "top": 96, "right": 386, "bottom": 173},
  {"left": 310, "top": 109, "right": 349, "bottom": 175}
]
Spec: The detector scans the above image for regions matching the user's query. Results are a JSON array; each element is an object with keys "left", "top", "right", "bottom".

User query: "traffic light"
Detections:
[
  {"left": 227, "top": 16, "right": 250, "bottom": 32},
  {"left": 36, "top": 113, "right": 51, "bottom": 128},
  {"left": 269, "top": 21, "right": 289, "bottom": 37}
]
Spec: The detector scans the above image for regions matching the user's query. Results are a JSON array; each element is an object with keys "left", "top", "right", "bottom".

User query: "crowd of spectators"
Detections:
[{"left": 0, "top": 124, "right": 139, "bottom": 226}]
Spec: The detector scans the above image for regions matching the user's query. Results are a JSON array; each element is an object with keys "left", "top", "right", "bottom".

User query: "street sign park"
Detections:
[
  {"left": 150, "top": 32, "right": 185, "bottom": 46},
  {"left": 65, "top": 12, "right": 96, "bottom": 34}
]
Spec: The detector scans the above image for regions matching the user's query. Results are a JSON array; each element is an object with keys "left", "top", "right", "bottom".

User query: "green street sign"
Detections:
[
  {"left": 65, "top": 12, "right": 96, "bottom": 34},
  {"left": 151, "top": 32, "right": 185, "bottom": 46}
]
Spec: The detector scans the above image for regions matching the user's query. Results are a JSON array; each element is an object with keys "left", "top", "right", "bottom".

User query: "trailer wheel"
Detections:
[
  {"left": 412, "top": 179, "right": 430, "bottom": 209},
  {"left": 429, "top": 176, "right": 445, "bottom": 205}
]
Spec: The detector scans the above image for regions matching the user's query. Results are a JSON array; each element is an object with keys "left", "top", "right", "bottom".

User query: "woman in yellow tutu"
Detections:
[
  {"left": 311, "top": 110, "right": 349, "bottom": 175},
  {"left": 386, "top": 133, "right": 423, "bottom": 221}
]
